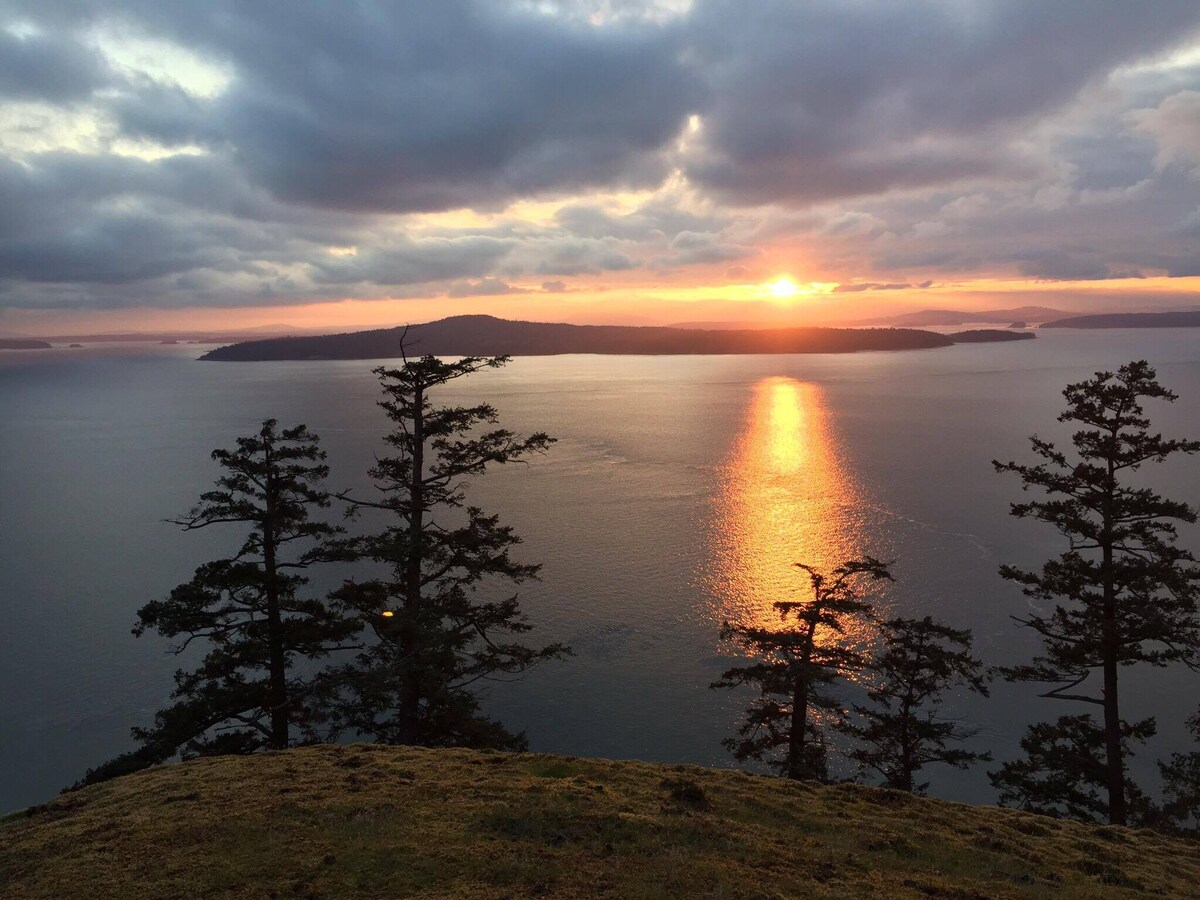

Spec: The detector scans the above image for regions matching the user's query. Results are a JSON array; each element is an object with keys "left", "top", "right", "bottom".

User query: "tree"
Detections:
[
  {"left": 1159, "top": 709, "right": 1200, "bottom": 833},
  {"left": 841, "top": 616, "right": 990, "bottom": 793},
  {"left": 318, "top": 354, "right": 569, "bottom": 749},
  {"left": 75, "top": 421, "right": 357, "bottom": 787},
  {"left": 712, "top": 557, "right": 892, "bottom": 780},
  {"left": 990, "top": 715, "right": 1158, "bottom": 824},
  {"left": 992, "top": 360, "right": 1200, "bottom": 825}
]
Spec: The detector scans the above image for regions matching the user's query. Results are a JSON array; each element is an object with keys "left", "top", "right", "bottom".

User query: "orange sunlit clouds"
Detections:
[{"left": 9, "top": 270, "right": 1200, "bottom": 337}]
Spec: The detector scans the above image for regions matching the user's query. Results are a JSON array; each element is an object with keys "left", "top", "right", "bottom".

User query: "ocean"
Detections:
[{"left": 2, "top": 329, "right": 1198, "bottom": 811}]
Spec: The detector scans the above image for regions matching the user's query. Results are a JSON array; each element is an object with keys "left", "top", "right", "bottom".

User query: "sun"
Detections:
[{"left": 768, "top": 276, "right": 800, "bottom": 299}]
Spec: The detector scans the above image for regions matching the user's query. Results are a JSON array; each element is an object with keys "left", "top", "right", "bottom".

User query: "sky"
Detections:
[{"left": 3, "top": 0, "right": 1200, "bottom": 335}]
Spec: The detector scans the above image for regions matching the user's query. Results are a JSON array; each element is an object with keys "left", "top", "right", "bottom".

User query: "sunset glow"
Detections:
[
  {"left": 768, "top": 277, "right": 801, "bottom": 300},
  {"left": 708, "top": 377, "right": 884, "bottom": 649},
  {"left": 2, "top": 3, "right": 1200, "bottom": 336}
]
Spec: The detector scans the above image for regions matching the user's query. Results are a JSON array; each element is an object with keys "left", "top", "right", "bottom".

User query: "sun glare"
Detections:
[{"left": 768, "top": 276, "right": 800, "bottom": 299}]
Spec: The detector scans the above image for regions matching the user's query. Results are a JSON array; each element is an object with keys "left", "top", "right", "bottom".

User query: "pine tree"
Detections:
[
  {"left": 712, "top": 557, "right": 892, "bottom": 780},
  {"left": 1159, "top": 709, "right": 1200, "bottom": 832},
  {"left": 75, "top": 421, "right": 356, "bottom": 786},
  {"left": 991, "top": 715, "right": 1158, "bottom": 823},
  {"left": 992, "top": 360, "right": 1200, "bottom": 825},
  {"left": 841, "top": 616, "right": 990, "bottom": 793},
  {"left": 319, "top": 355, "right": 569, "bottom": 749}
]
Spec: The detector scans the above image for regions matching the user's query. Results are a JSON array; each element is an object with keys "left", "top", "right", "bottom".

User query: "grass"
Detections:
[{"left": 1, "top": 744, "right": 1196, "bottom": 899}]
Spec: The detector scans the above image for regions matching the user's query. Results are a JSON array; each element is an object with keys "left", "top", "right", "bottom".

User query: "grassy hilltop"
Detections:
[{"left": 2, "top": 745, "right": 1195, "bottom": 899}]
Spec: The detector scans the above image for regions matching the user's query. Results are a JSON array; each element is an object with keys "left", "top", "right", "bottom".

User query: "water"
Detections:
[{"left": 2, "top": 331, "right": 1199, "bottom": 811}]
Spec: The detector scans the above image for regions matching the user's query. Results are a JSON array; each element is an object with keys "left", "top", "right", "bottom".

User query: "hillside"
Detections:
[
  {"left": 1041, "top": 311, "right": 1200, "bottom": 329},
  {"left": 3, "top": 745, "right": 1195, "bottom": 899},
  {"left": 199, "top": 315, "right": 959, "bottom": 360}
]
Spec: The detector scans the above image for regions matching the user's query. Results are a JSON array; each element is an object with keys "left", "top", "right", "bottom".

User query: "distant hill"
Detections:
[
  {"left": 197, "top": 314, "right": 1034, "bottom": 361},
  {"left": 0, "top": 339, "right": 51, "bottom": 350},
  {"left": 946, "top": 329, "right": 1036, "bottom": 343},
  {"left": 864, "top": 306, "right": 1069, "bottom": 327},
  {"left": 1041, "top": 311, "right": 1200, "bottom": 329},
  {"left": 4, "top": 744, "right": 1195, "bottom": 899}
]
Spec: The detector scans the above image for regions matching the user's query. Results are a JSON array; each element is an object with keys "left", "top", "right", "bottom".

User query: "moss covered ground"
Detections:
[{"left": 2, "top": 744, "right": 1196, "bottom": 899}]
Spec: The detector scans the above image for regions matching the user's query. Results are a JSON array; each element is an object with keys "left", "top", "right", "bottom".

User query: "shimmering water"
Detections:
[{"left": 3, "top": 330, "right": 1199, "bottom": 811}]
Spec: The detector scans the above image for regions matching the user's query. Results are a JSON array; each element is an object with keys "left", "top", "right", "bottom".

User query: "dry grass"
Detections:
[{"left": 2, "top": 744, "right": 1196, "bottom": 899}]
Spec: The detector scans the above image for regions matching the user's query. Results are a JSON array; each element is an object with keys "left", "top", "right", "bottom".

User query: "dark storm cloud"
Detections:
[
  {"left": 682, "top": 0, "right": 1200, "bottom": 205},
  {"left": 533, "top": 239, "right": 639, "bottom": 276},
  {"left": 0, "top": 27, "right": 108, "bottom": 102},
  {"left": 311, "top": 236, "right": 516, "bottom": 287},
  {"left": 4, "top": 0, "right": 1200, "bottom": 311},
  {"left": 110, "top": 1, "right": 702, "bottom": 213}
]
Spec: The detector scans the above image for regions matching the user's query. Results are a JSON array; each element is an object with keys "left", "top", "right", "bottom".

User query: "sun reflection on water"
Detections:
[{"left": 707, "top": 377, "right": 879, "bottom": 647}]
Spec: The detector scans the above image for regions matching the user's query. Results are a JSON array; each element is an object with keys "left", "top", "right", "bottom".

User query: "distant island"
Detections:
[
  {"left": 200, "top": 315, "right": 1031, "bottom": 361},
  {"left": 860, "top": 306, "right": 1068, "bottom": 327},
  {"left": 1041, "top": 311, "right": 1200, "bottom": 329},
  {"left": 0, "top": 339, "right": 52, "bottom": 350},
  {"left": 943, "top": 329, "right": 1035, "bottom": 343}
]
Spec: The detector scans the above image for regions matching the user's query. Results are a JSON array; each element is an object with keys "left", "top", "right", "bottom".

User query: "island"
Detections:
[
  {"left": 0, "top": 339, "right": 52, "bottom": 350},
  {"left": 200, "top": 315, "right": 1031, "bottom": 361},
  {"left": 861, "top": 306, "right": 1067, "bottom": 327},
  {"left": 1041, "top": 311, "right": 1200, "bottom": 329},
  {"left": 945, "top": 329, "right": 1035, "bottom": 343}
]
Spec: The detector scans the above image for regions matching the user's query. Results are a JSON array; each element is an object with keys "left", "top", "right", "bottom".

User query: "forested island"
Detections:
[
  {"left": 199, "top": 314, "right": 1031, "bottom": 360},
  {"left": 0, "top": 339, "right": 51, "bottom": 350},
  {"left": 1042, "top": 310, "right": 1200, "bottom": 328}
]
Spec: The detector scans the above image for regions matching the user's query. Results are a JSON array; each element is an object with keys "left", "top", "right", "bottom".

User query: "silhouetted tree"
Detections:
[
  {"left": 318, "top": 355, "right": 568, "bottom": 749},
  {"left": 1160, "top": 709, "right": 1200, "bottom": 833},
  {"left": 841, "top": 616, "right": 990, "bottom": 793},
  {"left": 993, "top": 360, "right": 1200, "bottom": 825},
  {"left": 74, "top": 421, "right": 356, "bottom": 787},
  {"left": 991, "top": 714, "right": 1158, "bottom": 824},
  {"left": 712, "top": 557, "right": 892, "bottom": 780}
]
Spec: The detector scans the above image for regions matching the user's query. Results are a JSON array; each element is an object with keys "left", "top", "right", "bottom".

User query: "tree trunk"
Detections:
[
  {"left": 787, "top": 629, "right": 816, "bottom": 780},
  {"left": 398, "top": 381, "right": 426, "bottom": 744},
  {"left": 898, "top": 695, "right": 914, "bottom": 793},
  {"left": 1101, "top": 578, "right": 1126, "bottom": 823},
  {"left": 1101, "top": 462, "right": 1126, "bottom": 826},
  {"left": 788, "top": 669, "right": 810, "bottom": 780},
  {"left": 261, "top": 437, "right": 290, "bottom": 751}
]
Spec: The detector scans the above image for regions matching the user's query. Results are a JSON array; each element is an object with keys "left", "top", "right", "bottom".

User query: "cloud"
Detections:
[
  {"left": 832, "top": 282, "right": 914, "bottom": 293},
  {"left": 1133, "top": 90, "right": 1200, "bottom": 169},
  {"left": 681, "top": 1, "right": 1200, "bottom": 206},
  {"left": 113, "top": 1, "right": 703, "bottom": 214},
  {"left": 311, "top": 236, "right": 516, "bottom": 287},
  {"left": 0, "top": 28, "right": 110, "bottom": 102},
  {"left": 446, "top": 277, "right": 518, "bottom": 298},
  {"left": 3, "top": 1, "right": 1200, "bottom": 315}
]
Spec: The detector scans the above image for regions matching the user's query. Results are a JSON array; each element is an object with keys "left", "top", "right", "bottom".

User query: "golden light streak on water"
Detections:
[{"left": 707, "top": 377, "right": 879, "bottom": 650}]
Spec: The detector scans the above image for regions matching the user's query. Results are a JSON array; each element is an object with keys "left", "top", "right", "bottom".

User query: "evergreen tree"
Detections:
[
  {"left": 992, "top": 360, "right": 1200, "bottom": 825},
  {"left": 712, "top": 557, "right": 892, "bottom": 780},
  {"left": 841, "top": 616, "right": 990, "bottom": 793},
  {"left": 991, "top": 715, "right": 1158, "bottom": 824},
  {"left": 1159, "top": 709, "right": 1200, "bottom": 832},
  {"left": 75, "top": 421, "right": 356, "bottom": 786},
  {"left": 319, "top": 355, "right": 568, "bottom": 749}
]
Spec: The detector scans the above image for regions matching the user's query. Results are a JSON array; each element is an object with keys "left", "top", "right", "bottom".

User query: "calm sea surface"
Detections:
[{"left": 3, "top": 330, "right": 1199, "bottom": 811}]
